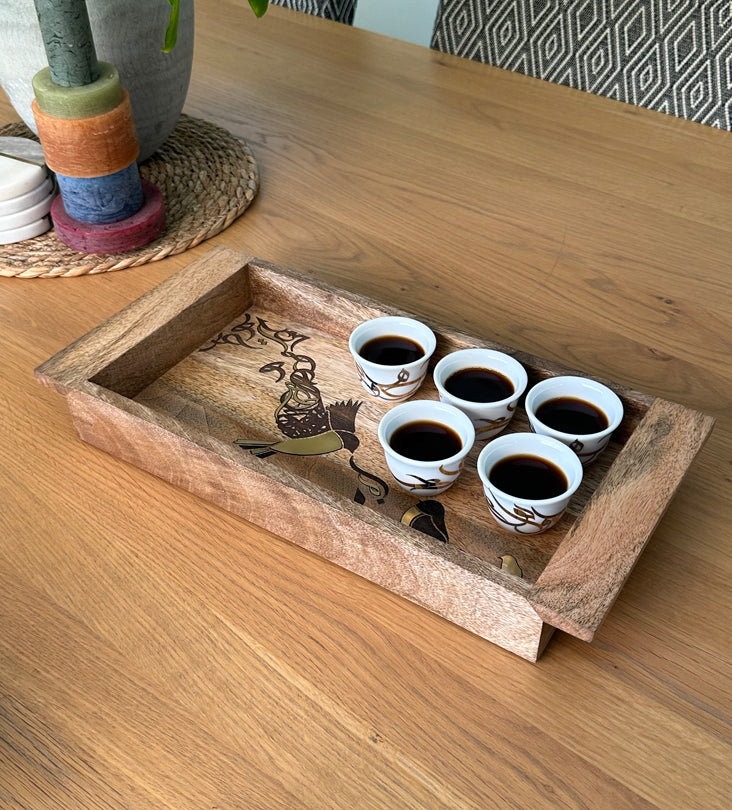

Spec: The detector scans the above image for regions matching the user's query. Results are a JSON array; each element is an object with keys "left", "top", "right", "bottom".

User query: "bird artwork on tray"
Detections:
[
  {"left": 212, "top": 313, "right": 390, "bottom": 506},
  {"left": 202, "top": 311, "right": 453, "bottom": 545},
  {"left": 235, "top": 399, "right": 362, "bottom": 458}
]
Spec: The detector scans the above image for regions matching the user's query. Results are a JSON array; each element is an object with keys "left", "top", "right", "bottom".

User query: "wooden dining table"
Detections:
[{"left": 1, "top": 2, "right": 730, "bottom": 807}]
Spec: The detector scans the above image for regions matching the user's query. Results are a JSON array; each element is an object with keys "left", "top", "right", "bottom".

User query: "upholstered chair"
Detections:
[
  {"left": 269, "top": 0, "right": 357, "bottom": 24},
  {"left": 431, "top": 1, "right": 732, "bottom": 129}
]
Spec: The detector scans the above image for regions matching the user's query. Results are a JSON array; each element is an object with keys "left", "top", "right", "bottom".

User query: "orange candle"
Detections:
[{"left": 32, "top": 89, "right": 139, "bottom": 177}]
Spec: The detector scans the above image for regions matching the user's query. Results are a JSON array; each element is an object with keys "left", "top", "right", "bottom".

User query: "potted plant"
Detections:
[{"left": 0, "top": 1, "right": 268, "bottom": 161}]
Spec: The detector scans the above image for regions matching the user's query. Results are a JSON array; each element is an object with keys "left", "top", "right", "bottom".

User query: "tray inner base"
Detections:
[{"left": 131, "top": 305, "right": 622, "bottom": 587}]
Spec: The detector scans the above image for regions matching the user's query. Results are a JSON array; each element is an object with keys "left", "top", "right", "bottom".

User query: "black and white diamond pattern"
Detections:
[
  {"left": 270, "top": 0, "right": 356, "bottom": 25},
  {"left": 431, "top": 1, "right": 732, "bottom": 129}
]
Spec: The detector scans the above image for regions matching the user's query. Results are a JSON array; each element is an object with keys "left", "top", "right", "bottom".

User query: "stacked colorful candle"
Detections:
[{"left": 30, "top": 0, "right": 165, "bottom": 253}]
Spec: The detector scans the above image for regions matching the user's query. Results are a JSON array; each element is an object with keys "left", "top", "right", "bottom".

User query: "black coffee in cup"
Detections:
[
  {"left": 489, "top": 454, "right": 568, "bottom": 500},
  {"left": 444, "top": 366, "right": 515, "bottom": 403},
  {"left": 535, "top": 397, "right": 609, "bottom": 434},
  {"left": 359, "top": 335, "right": 424, "bottom": 365},
  {"left": 389, "top": 420, "right": 462, "bottom": 462}
]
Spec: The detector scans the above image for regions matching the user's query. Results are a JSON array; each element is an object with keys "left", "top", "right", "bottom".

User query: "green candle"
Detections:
[{"left": 33, "top": 0, "right": 100, "bottom": 87}]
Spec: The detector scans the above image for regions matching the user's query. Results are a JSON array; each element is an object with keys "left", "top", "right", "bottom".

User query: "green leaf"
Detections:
[
  {"left": 248, "top": 0, "right": 270, "bottom": 17},
  {"left": 163, "top": 0, "right": 180, "bottom": 53},
  {"left": 164, "top": 0, "right": 268, "bottom": 52}
]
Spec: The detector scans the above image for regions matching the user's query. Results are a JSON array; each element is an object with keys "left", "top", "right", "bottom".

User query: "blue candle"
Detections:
[{"left": 55, "top": 163, "right": 145, "bottom": 224}]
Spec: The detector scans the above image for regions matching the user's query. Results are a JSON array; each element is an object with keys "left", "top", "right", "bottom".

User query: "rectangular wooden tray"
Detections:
[{"left": 35, "top": 247, "right": 715, "bottom": 660}]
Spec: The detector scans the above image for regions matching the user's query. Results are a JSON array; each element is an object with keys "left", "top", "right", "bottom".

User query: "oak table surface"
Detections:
[{"left": 1, "top": 3, "right": 730, "bottom": 808}]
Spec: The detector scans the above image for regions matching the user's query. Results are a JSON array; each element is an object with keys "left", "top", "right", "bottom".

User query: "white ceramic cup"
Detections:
[
  {"left": 378, "top": 399, "right": 475, "bottom": 495},
  {"left": 525, "top": 375, "right": 624, "bottom": 466},
  {"left": 433, "top": 348, "right": 528, "bottom": 440},
  {"left": 349, "top": 316, "right": 436, "bottom": 403},
  {"left": 477, "top": 433, "right": 583, "bottom": 534}
]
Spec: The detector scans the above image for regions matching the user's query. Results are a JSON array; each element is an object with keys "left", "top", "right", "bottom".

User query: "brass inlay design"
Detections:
[
  {"left": 499, "top": 554, "right": 523, "bottom": 578},
  {"left": 401, "top": 500, "right": 449, "bottom": 543}
]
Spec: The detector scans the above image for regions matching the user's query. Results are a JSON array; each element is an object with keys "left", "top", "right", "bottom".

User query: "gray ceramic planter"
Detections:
[{"left": 0, "top": 0, "right": 194, "bottom": 162}]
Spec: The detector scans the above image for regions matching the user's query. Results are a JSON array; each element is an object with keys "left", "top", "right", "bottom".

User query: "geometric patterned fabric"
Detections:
[
  {"left": 269, "top": 0, "right": 357, "bottom": 24},
  {"left": 431, "top": 1, "right": 732, "bottom": 129}
]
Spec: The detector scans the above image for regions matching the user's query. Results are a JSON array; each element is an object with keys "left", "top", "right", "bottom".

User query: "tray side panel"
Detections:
[
  {"left": 35, "top": 246, "right": 254, "bottom": 397},
  {"left": 248, "top": 260, "right": 390, "bottom": 341},
  {"left": 529, "top": 398, "right": 715, "bottom": 640},
  {"left": 65, "top": 389, "right": 550, "bottom": 662}
]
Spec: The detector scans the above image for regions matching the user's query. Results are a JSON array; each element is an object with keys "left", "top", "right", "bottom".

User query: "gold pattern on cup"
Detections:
[
  {"left": 483, "top": 489, "right": 565, "bottom": 533},
  {"left": 354, "top": 361, "right": 425, "bottom": 401}
]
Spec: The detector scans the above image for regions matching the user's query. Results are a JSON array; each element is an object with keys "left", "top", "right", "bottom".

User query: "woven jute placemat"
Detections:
[{"left": 0, "top": 114, "right": 259, "bottom": 278}]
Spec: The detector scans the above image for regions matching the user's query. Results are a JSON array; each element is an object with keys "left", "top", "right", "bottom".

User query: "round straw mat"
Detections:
[{"left": 0, "top": 114, "right": 259, "bottom": 278}]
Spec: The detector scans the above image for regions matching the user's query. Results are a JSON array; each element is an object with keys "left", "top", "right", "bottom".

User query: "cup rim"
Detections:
[
  {"left": 349, "top": 316, "right": 436, "bottom": 370},
  {"left": 433, "top": 348, "right": 528, "bottom": 408},
  {"left": 377, "top": 400, "right": 476, "bottom": 468},
  {"left": 477, "top": 433, "right": 583, "bottom": 505},
  {"left": 525, "top": 375, "right": 624, "bottom": 440}
]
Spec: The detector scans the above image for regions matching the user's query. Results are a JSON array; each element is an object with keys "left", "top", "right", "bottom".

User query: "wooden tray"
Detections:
[{"left": 35, "top": 247, "right": 715, "bottom": 660}]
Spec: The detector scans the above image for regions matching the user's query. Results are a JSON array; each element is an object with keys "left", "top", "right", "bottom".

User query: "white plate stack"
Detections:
[{"left": 0, "top": 136, "right": 56, "bottom": 245}]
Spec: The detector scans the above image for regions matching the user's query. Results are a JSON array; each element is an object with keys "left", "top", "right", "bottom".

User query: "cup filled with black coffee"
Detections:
[
  {"left": 477, "top": 433, "right": 583, "bottom": 534},
  {"left": 349, "top": 316, "right": 436, "bottom": 402},
  {"left": 433, "top": 348, "right": 528, "bottom": 440},
  {"left": 377, "top": 400, "right": 475, "bottom": 494},
  {"left": 525, "top": 375, "right": 624, "bottom": 465}
]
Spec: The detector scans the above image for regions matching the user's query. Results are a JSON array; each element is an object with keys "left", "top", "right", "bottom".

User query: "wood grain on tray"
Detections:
[{"left": 35, "top": 246, "right": 714, "bottom": 660}]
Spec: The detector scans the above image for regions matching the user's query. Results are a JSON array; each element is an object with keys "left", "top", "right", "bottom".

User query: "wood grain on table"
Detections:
[{"left": 1, "top": 2, "right": 730, "bottom": 808}]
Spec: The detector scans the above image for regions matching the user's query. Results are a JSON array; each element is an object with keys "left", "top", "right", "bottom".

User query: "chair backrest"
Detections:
[
  {"left": 431, "top": 1, "right": 732, "bottom": 129},
  {"left": 269, "top": 0, "right": 357, "bottom": 25}
]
